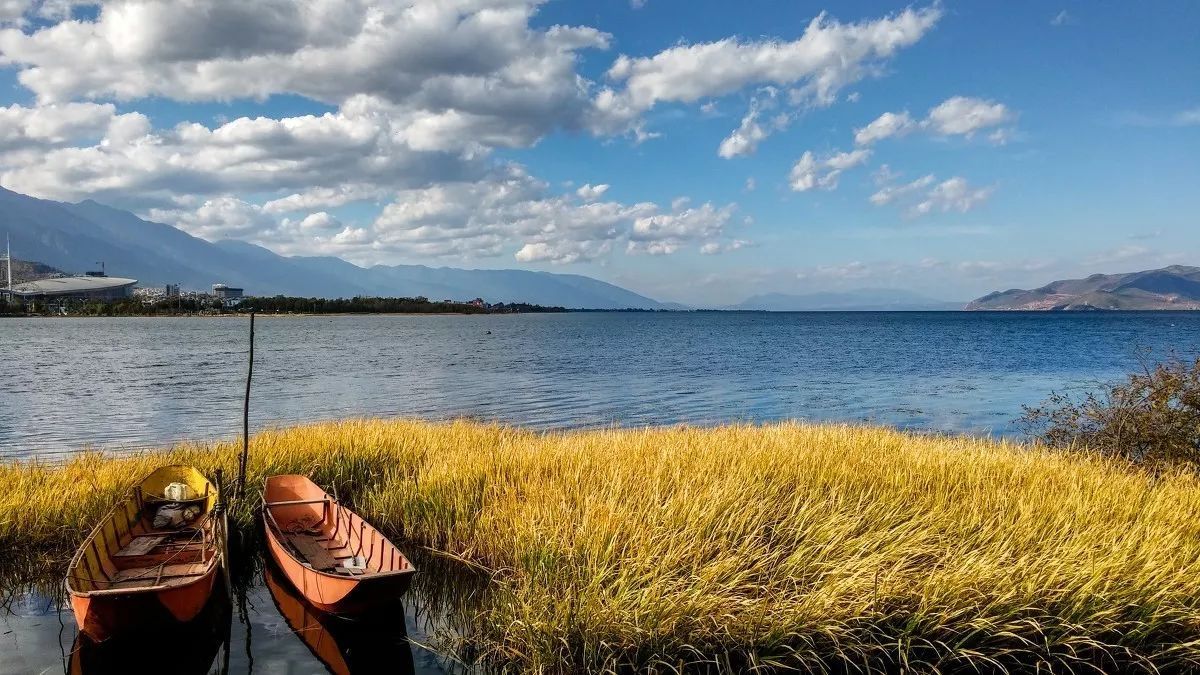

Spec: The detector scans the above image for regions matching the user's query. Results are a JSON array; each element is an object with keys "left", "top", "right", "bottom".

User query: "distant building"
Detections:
[
  {"left": 212, "top": 284, "right": 244, "bottom": 301},
  {"left": 10, "top": 275, "right": 137, "bottom": 300},
  {"left": 166, "top": 284, "right": 180, "bottom": 297}
]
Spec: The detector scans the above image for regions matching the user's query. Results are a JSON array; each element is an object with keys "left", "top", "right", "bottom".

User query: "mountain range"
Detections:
[
  {"left": 967, "top": 266, "right": 1200, "bottom": 310},
  {"left": 0, "top": 187, "right": 665, "bottom": 309}
]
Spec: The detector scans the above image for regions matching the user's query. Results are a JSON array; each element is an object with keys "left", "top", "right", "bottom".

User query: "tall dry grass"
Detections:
[{"left": 4, "top": 419, "right": 1200, "bottom": 672}]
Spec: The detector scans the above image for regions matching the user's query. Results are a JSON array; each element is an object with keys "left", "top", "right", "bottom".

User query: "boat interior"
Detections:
[
  {"left": 69, "top": 482, "right": 218, "bottom": 593},
  {"left": 264, "top": 476, "right": 413, "bottom": 577}
]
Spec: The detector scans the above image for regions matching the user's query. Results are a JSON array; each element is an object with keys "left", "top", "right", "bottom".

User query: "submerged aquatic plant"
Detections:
[{"left": 4, "top": 419, "right": 1200, "bottom": 673}]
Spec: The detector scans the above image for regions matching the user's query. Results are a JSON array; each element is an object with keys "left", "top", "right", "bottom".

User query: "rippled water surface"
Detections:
[{"left": 3, "top": 312, "right": 1200, "bottom": 459}]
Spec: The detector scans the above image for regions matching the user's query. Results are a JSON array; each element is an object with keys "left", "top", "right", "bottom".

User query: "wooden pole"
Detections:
[
  {"left": 214, "top": 468, "right": 233, "bottom": 601},
  {"left": 237, "top": 312, "right": 255, "bottom": 500}
]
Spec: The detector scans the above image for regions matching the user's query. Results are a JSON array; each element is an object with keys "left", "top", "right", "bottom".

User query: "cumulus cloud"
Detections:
[
  {"left": 0, "top": 102, "right": 145, "bottom": 150},
  {"left": 853, "top": 110, "right": 915, "bottom": 145},
  {"left": 924, "top": 96, "right": 1014, "bottom": 138},
  {"left": 358, "top": 167, "right": 740, "bottom": 263},
  {"left": 0, "top": 99, "right": 481, "bottom": 208},
  {"left": 575, "top": 183, "right": 610, "bottom": 201},
  {"left": 593, "top": 4, "right": 941, "bottom": 145},
  {"left": 855, "top": 96, "right": 1016, "bottom": 146},
  {"left": 871, "top": 173, "right": 993, "bottom": 216},
  {"left": 0, "top": 0, "right": 616, "bottom": 162},
  {"left": 789, "top": 148, "right": 871, "bottom": 192},
  {"left": 155, "top": 196, "right": 277, "bottom": 241},
  {"left": 628, "top": 202, "right": 736, "bottom": 255}
]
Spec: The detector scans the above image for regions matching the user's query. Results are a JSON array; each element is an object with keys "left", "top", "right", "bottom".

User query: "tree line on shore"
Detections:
[{"left": 1, "top": 295, "right": 567, "bottom": 316}]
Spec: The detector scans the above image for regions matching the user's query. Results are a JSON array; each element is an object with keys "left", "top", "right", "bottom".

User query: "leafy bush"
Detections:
[{"left": 1021, "top": 357, "right": 1200, "bottom": 466}]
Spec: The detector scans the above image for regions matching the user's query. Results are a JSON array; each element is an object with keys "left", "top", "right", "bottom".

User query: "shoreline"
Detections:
[{"left": 3, "top": 418, "right": 1196, "bottom": 672}]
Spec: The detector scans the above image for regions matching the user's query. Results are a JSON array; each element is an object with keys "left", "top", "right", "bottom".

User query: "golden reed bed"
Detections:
[{"left": 4, "top": 419, "right": 1200, "bottom": 673}]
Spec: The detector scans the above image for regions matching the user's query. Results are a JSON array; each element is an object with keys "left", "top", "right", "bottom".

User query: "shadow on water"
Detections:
[
  {"left": 263, "top": 559, "right": 414, "bottom": 675},
  {"left": 0, "top": 528, "right": 495, "bottom": 674},
  {"left": 68, "top": 577, "right": 231, "bottom": 674}
]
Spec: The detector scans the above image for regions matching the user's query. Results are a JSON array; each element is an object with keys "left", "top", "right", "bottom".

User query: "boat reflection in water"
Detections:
[
  {"left": 265, "top": 561, "right": 416, "bottom": 674},
  {"left": 68, "top": 578, "right": 231, "bottom": 674}
]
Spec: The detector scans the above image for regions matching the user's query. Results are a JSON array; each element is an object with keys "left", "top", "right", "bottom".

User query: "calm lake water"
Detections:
[{"left": 4, "top": 311, "right": 1200, "bottom": 460}]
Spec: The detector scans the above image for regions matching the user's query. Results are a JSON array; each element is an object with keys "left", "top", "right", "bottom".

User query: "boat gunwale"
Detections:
[
  {"left": 65, "top": 464, "right": 221, "bottom": 599},
  {"left": 261, "top": 475, "right": 417, "bottom": 583}
]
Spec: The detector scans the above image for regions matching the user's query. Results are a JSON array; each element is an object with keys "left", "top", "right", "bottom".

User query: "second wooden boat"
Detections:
[
  {"left": 264, "top": 560, "right": 416, "bottom": 675},
  {"left": 262, "top": 474, "right": 416, "bottom": 613},
  {"left": 65, "top": 465, "right": 224, "bottom": 641}
]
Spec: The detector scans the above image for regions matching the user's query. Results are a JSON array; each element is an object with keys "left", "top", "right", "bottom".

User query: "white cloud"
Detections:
[
  {"left": 0, "top": 102, "right": 145, "bottom": 150},
  {"left": 575, "top": 183, "right": 610, "bottom": 201},
  {"left": 628, "top": 202, "right": 736, "bottom": 255},
  {"left": 0, "top": 0, "right": 613, "bottom": 160},
  {"left": 699, "top": 239, "right": 750, "bottom": 255},
  {"left": 913, "top": 177, "right": 993, "bottom": 215},
  {"left": 869, "top": 174, "right": 934, "bottom": 205},
  {"left": 717, "top": 88, "right": 792, "bottom": 158},
  {"left": 853, "top": 110, "right": 915, "bottom": 145},
  {"left": 856, "top": 96, "right": 1015, "bottom": 147},
  {"left": 592, "top": 4, "right": 941, "bottom": 143},
  {"left": 789, "top": 148, "right": 871, "bottom": 192},
  {"left": 924, "top": 96, "right": 1014, "bottom": 138},
  {"left": 357, "top": 167, "right": 739, "bottom": 263},
  {"left": 871, "top": 174, "right": 993, "bottom": 216},
  {"left": 0, "top": 99, "right": 482, "bottom": 208},
  {"left": 1050, "top": 10, "right": 1073, "bottom": 26},
  {"left": 262, "top": 185, "right": 386, "bottom": 214},
  {"left": 156, "top": 196, "right": 276, "bottom": 241}
]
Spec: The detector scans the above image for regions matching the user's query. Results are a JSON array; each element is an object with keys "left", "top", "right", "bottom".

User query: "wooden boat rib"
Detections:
[
  {"left": 263, "top": 475, "right": 416, "bottom": 613},
  {"left": 66, "top": 465, "right": 223, "bottom": 641}
]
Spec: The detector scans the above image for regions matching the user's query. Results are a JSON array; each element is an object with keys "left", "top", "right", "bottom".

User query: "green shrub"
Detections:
[{"left": 1022, "top": 357, "right": 1200, "bottom": 466}]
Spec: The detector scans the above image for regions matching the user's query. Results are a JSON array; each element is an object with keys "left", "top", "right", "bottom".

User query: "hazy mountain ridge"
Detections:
[
  {"left": 731, "top": 289, "right": 960, "bottom": 311},
  {"left": 967, "top": 266, "right": 1200, "bottom": 310},
  {"left": 0, "top": 186, "right": 666, "bottom": 309}
]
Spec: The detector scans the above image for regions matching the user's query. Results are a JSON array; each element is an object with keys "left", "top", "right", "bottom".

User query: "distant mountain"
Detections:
[
  {"left": 967, "top": 266, "right": 1200, "bottom": 310},
  {"left": 0, "top": 186, "right": 666, "bottom": 309},
  {"left": 730, "top": 289, "right": 960, "bottom": 311},
  {"left": 6, "top": 259, "right": 65, "bottom": 285}
]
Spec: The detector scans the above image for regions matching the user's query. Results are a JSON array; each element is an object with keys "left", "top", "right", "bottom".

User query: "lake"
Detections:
[{"left": 3, "top": 311, "right": 1200, "bottom": 461}]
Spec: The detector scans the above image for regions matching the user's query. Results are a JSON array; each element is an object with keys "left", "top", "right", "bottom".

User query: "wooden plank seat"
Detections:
[
  {"left": 285, "top": 533, "right": 339, "bottom": 572},
  {"left": 109, "top": 563, "right": 211, "bottom": 589},
  {"left": 114, "top": 535, "right": 167, "bottom": 558}
]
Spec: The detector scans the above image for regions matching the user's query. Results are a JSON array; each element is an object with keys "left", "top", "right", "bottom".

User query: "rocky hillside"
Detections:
[
  {"left": 967, "top": 265, "right": 1200, "bottom": 310},
  {"left": 6, "top": 259, "right": 65, "bottom": 285}
]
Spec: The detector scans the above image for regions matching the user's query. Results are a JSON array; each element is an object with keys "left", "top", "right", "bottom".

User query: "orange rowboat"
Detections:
[
  {"left": 65, "top": 465, "right": 225, "bottom": 642},
  {"left": 264, "top": 561, "right": 416, "bottom": 675},
  {"left": 262, "top": 475, "right": 416, "bottom": 613}
]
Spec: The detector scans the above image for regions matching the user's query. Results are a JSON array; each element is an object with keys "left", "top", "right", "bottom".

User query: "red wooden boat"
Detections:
[
  {"left": 65, "top": 465, "right": 225, "bottom": 641},
  {"left": 262, "top": 475, "right": 416, "bottom": 613}
]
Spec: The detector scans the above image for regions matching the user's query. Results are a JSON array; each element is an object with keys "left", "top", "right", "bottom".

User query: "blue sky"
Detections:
[{"left": 0, "top": 1, "right": 1197, "bottom": 305}]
